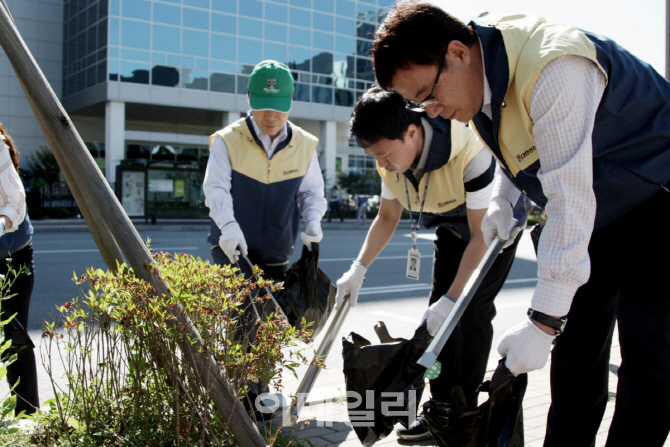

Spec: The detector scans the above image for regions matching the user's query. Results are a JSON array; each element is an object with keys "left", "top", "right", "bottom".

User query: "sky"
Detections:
[{"left": 431, "top": 0, "right": 667, "bottom": 76}]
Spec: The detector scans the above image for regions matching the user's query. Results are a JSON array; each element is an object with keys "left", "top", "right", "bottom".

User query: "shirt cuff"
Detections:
[
  {"left": 302, "top": 210, "right": 322, "bottom": 224},
  {"left": 0, "top": 207, "right": 22, "bottom": 233},
  {"left": 209, "top": 208, "right": 236, "bottom": 231},
  {"left": 493, "top": 169, "right": 521, "bottom": 206},
  {"left": 530, "top": 278, "right": 580, "bottom": 317}
]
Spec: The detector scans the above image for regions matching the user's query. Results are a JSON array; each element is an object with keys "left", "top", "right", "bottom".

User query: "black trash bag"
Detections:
[
  {"left": 276, "top": 243, "right": 336, "bottom": 338},
  {"left": 342, "top": 321, "right": 432, "bottom": 446},
  {"left": 423, "top": 359, "right": 527, "bottom": 447}
]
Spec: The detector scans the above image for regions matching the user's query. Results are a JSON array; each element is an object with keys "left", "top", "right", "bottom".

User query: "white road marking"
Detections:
[
  {"left": 35, "top": 246, "right": 198, "bottom": 254},
  {"left": 357, "top": 277, "right": 537, "bottom": 295}
]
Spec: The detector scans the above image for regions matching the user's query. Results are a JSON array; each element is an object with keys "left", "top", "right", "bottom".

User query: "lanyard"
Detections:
[{"left": 404, "top": 172, "right": 431, "bottom": 249}]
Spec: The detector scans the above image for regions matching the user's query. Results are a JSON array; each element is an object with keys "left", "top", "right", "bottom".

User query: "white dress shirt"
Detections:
[
  {"left": 482, "top": 54, "right": 606, "bottom": 316},
  {"left": 0, "top": 138, "right": 25, "bottom": 232}
]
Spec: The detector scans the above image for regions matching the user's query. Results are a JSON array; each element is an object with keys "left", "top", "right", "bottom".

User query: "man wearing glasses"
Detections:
[
  {"left": 336, "top": 86, "right": 522, "bottom": 442},
  {"left": 371, "top": 2, "right": 670, "bottom": 446}
]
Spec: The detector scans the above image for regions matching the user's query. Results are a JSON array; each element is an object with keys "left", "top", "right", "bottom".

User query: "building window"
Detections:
[
  {"left": 86, "top": 141, "right": 106, "bottom": 175},
  {"left": 125, "top": 144, "right": 209, "bottom": 163},
  {"left": 348, "top": 154, "right": 375, "bottom": 173},
  {"left": 62, "top": 0, "right": 391, "bottom": 107}
]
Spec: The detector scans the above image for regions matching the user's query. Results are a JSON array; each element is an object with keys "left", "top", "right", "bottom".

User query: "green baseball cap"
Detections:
[{"left": 247, "top": 60, "right": 295, "bottom": 113}]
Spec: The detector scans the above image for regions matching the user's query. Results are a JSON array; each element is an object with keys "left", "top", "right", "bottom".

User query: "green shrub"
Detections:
[{"left": 13, "top": 252, "right": 320, "bottom": 446}]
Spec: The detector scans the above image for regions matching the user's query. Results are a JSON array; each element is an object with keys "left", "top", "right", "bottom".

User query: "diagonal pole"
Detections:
[
  {"left": 0, "top": 3, "right": 267, "bottom": 446},
  {"left": 418, "top": 219, "right": 519, "bottom": 369}
]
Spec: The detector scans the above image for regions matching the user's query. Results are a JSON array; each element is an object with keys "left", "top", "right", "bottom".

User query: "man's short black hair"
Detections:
[
  {"left": 349, "top": 86, "right": 423, "bottom": 148},
  {"left": 372, "top": 1, "right": 476, "bottom": 90}
]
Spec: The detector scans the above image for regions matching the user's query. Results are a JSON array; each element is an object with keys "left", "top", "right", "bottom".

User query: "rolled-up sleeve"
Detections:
[
  {"left": 297, "top": 151, "right": 327, "bottom": 223},
  {"left": 0, "top": 140, "right": 25, "bottom": 232},
  {"left": 203, "top": 136, "right": 236, "bottom": 229}
]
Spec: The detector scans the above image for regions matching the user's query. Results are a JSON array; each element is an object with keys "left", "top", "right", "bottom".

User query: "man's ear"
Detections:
[
  {"left": 447, "top": 40, "right": 471, "bottom": 66},
  {"left": 405, "top": 123, "right": 420, "bottom": 142}
]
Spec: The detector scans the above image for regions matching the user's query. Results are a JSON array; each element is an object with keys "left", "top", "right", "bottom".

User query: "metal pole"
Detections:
[
  {"left": 418, "top": 220, "right": 518, "bottom": 369},
  {"left": 290, "top": 295, "right": 350, "bottom": 425}
]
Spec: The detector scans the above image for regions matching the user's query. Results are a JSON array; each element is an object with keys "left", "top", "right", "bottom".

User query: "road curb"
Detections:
[{"left": 30, "top": 218, "right": 388, "bottom": 233}]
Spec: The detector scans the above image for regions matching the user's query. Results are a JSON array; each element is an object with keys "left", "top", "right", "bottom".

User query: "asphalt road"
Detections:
[
  {"left": 20, "top": 220, "right": 539, "bottom": 404},
  {"left": 30, "top": 222, "right": 539, "bottom": 323}
]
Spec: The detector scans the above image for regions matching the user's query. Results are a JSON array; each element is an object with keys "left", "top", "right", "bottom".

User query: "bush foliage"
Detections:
[{"left": 1, "top": 251, "right": 319, "bottom": 446}]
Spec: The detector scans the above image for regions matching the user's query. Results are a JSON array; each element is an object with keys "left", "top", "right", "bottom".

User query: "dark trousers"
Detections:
[
  {"left": 211, "top": 245, "right": 289, "bottom": 400},
  {"left": 211, "top": 245, "right": 289, "bottom": 333},
  {"left": 1, "top": 244, "right": 39, "bottom": 415},
  {"left": 544, "top": 190, "right": 670, "bottom": 447},
  {"left": 210, "top": 245, "right": 288, "bottom": 283},
  {"left": 427, "top": 226, "right": 520, "bottom": 409},
  {"left": 327, "top": 202, "right": 343, "bottom": 222}
]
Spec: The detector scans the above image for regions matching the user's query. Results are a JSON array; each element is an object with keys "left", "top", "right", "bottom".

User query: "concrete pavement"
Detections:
[{"left": 279, "top": 340, "right": 624, "bottom": 447}]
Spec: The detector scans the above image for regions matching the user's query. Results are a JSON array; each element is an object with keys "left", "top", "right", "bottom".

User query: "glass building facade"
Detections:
[
  {"left": 60, "top": 0, "right": 387, "bottom": 218},
  {"left": 63, "top": 0, "right": 393, "bottom": 107}
]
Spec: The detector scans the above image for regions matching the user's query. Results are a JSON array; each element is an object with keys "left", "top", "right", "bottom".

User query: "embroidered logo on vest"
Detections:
[
  {"left": 283, "top": 169, "right": 299, "bottom": 176},
  {"left": 264, "top": 78, "right": 279, "bottom": 94},
  {"left": 516, "top": 146, "right": 536, "bottom": 163},
  {"left": 438, "top": 199, "right": 457, "bottom": 208}
]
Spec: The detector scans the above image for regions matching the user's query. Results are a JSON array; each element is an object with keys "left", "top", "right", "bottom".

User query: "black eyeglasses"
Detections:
[{"left": 406, "top": 49, "right": 447, "bottom": 112}]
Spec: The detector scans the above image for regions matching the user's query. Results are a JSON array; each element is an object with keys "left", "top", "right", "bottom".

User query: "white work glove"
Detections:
[
  {"left": 218, "top": 221, "right": 248, "bottom": 263},
  {"left": 335, "top": 262, "right": 367, "bottom": 308},
  {"left": 300, "top": 220, "right": 323, "bottom": 246},
  {"left": 421, "top": 295, "right": 456, "bottom": 336},
  {"left": 481, "top": 197, "right": 520, "bottom": 248},
  {"left": 497, "top": 318, "right": 556, "bottom": 376}
]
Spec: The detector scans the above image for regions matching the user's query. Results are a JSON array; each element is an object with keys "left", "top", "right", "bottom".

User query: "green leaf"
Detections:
[{"left": 0, "top": 395, "right": 16, "bottom": 420}]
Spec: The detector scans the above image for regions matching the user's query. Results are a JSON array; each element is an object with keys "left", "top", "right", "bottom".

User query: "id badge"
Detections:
[{"left": 406, "top": 248, "right": 421, "bottom": 280}]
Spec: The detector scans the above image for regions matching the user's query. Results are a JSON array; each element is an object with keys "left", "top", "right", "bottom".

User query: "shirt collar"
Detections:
[
  {"left": 248, "top": 113, "right": 289, "bottom": 148},
  {"left": 478, "top": 35, "right": 493, "bottom": 119},
  {"left": 409, "top": 117, "right": 434, "bottom": 181},
  {"left": 414, "top": 117, "right": 433, "bottom": 171}
]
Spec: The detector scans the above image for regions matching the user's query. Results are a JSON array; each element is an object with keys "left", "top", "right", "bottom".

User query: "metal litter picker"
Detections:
[
  {"left": 238, "top": 253, "right": 288, "bottom": 322},
  {"left": 418, "top": 219, "right": 519, "bottom": 369},
  {"left": 342, "top": 219, "right": 523, "bottom": 446},
  {"left": 238, "top": 251, "right": 349, "bottom": 426},
  {"left": 289, "top": 294, "right": 351, "bottom": 425},
  {"left": 419, "top": 219, "right": 529, "bottom": 447}
]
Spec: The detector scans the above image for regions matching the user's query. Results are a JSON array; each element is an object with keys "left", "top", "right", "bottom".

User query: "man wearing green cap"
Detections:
[
  {"left": 204, "top": 60, "right": 327, "bottom": 414},
  {"left": 204, "top": 59, "right": 327, "bottom": 278}
]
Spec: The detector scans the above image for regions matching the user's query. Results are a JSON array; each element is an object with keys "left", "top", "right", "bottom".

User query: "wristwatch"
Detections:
[{"left": 527, "top": 308, "right": 568, "bottom": 335}]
